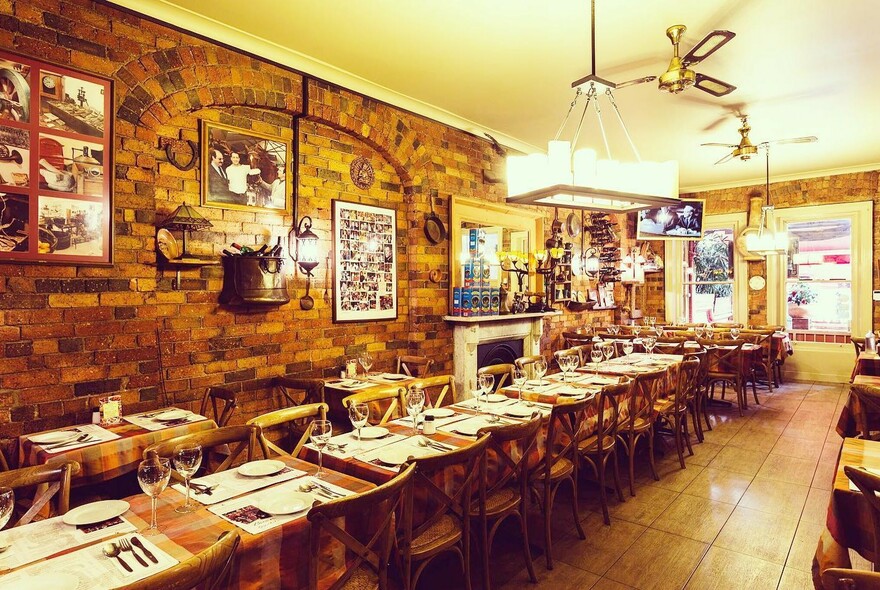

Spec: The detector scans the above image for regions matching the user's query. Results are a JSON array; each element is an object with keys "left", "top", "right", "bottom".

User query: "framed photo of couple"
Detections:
[{"left": 200, "top": 121, "right": 291, "bottom": 214}]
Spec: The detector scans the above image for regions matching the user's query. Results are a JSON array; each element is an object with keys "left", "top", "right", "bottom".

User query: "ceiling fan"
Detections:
[
  {"left": 657, "top": 25, "right": 737, "bottom": 97},
  {"left": 702, "top": 116, "right": 818, "bottom": 165}
]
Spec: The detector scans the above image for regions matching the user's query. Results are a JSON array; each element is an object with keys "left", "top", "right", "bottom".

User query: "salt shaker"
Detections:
[{"left": 423, "top": 414, "right": 436, "bottom": 435}]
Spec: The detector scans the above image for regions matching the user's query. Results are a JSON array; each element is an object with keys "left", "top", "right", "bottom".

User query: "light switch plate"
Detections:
[{"left": 873, "top": 290, "right": 880, "bottom": 301}]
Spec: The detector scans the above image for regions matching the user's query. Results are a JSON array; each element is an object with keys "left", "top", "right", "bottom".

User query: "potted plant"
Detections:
[{"left": 787, "top": 282, "right": 817, "bottom": 319}]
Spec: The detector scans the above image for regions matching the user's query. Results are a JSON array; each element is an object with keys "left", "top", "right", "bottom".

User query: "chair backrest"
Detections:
[
  {"left": 246, "top": 403, "right": 328, "bottom": 458},
  {"left": 822, "top": 567, "right": 880, "bottom": 589},
  {"left": 853, "top": 337, "right": 867, "bottom": 358},
  {"left": 562, "top": 330, "right": 593, "bottom": 347},
  {"left": 143, "top": 425, "right": 257, "bottom": 474},
  {"left": 309, "top": 463, "right": 416, "bottom": 590},
  {"left": 698, "top": 339, "right": 744, "bottom": 376},
  {"left": 627, "top": 368, "right": 667, "bottom": 426},
  {"left": 514, "top": 355, "right": 546, "bottom": 380},
  {"left": 120, "top": 530, "right": 241, "bottom": 590},
  {"left": 0, "top": 461, "right": 79, "bottom": 526},
  {"left": 478, "top": 363, "right": 514, "bottom": 392},
  {"left": 476, "top": 415, "right": 542, "bottom": 500},
  {"left": 402, "top": 375, "right": 456, "bottom": 408},
  {"left": 396, "top": 355, "right": 434, "bottom": 378},
  {"left": 271, "top": 376, "right": 325, "bottom": 406},
  {"left": 589, "top": 380, "right": 628, "bottom": 452},
  {"left": 570, "top": 343, "right": 597, "bottom": 366},
  {"left": 674, "top": 357, "right": 701, "bottom": 407},
  {"left": 533, "top": 397, "right": 590, "bottom": 484},
  {"left": 684, "top": 349, "right": 708, "bottom": 391},
  {"left": 654, "top": 337, "right": 687, "bottom": 355},
  {"left": 850, "top": 384, "right": 880, "bottom": 440},
  {"left": 844, "top": 465, "right": 880, "bottom": 570},
  {"left": 342, "top": 386, "right": 401, "bottom": 425},
  {"left": 200, "top": 386, "right": 238, "bottom": 427},
  {"left": 711, "top": 322, "right": 744, "bottom": 329}
]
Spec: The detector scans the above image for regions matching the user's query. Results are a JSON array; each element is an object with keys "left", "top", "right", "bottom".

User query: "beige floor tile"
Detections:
[
  {"left": 553, "top": 511, "right": 646, "bottom": 576},
  {"left": 641, "top": 462, "right": 704, "bottom": 493},
  {"left": 771, "top": 436, "right": 824, "bottom": 461},
  {"left": 498, "top": 559, "right": 600, "bottom": 590},
  {"left": 726, "top": 428, "right": 781, "bottom": 452},
  {"left": 606, "top": 529, "right": 707, "bottom": 590},
  {"left": 782, "top": 422, "right": 829, "bottom": 442},
  {"left": 739, "top": 477, "right": 810, "bottom": 518},
  {"left": 650, "top": 493, "right": 735, "bottom": 543},
  {"left": 707, "top": 446, "right": 768, "bottom": 476},
  {"left": 811, "top": 460, "right": 838, "bottom": 491},
  {"left": 684, "top": 441, "right": 724, "bottom": 467},
  {"left": 607, "top": 485, "right": 679, "bottom": 527},
  {"left": 742, "top": 418, "right": 790, "bottom": 436},
  {"left": 778, "top": 567, "right": 815, "bottom": 590},
  {"left": 589, "top": 578, "right": 635, "bottom": 590},
  {"left": 786, "top": 521, "right": 825, "bottom": 573},
  {"left": 752, "top": 406, "right": 797, "bottom": 422},
  {"left": 800, "top": 487, "right": 833, "bottom": 525},
  {"left": 714, "top": 506, "right": 799, "bottom": 565},
  {"left": 756, "top": 454, "right": 817, "bottom": 487},
  {"left": 684, "top": 546, "right": 783, "bottom": 590},
  {"left": 682, "top": 467, "right": 753, "bottom": 505},
  {"left": 820, "top": 440, "right": 842, "bottom": 464}
]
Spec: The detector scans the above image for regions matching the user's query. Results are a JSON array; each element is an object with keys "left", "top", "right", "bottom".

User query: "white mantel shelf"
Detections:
[{"left": 443, "top": 311, "right": 561, "bottom": 324}]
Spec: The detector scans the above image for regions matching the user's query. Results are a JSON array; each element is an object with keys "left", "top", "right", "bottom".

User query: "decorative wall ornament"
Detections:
[
  {"left": 349, "top": 156, "right": 374, "bottom": 190},
  {"left": 159, "top": 136, "right": 198, "bottom": 171}
]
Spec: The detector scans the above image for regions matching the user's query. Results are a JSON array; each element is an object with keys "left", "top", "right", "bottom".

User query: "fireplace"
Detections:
[{"left": 477, "top": 339, "right": 523, "bottom": 368}]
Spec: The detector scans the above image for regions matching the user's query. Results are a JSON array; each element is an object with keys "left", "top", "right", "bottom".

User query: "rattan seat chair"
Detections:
[
  {"left": 0, "top": 461, "right": 79, "bottom": 526},
  {"left": 618, "top": 368, "right": 666, "bottom": 495}
]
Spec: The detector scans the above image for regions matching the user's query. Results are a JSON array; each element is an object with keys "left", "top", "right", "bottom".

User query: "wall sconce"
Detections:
[
  {"left": 620, "top": 247, "right": 646, "bottom": 283},
  {"left": 289, "top": 216, "right": 319, "bottom": 310},
  {"left": 582, "top": 247, "right": 600, "bottom": 277},
  {"left": 159, "top": 203, "right": 213, "bottom": 259}
]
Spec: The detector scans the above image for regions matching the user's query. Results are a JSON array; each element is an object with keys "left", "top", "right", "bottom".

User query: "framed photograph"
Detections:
[
  {"left": 201, "top": 121, "right": 290, "bottom": 213},
  {"left": 600, "top": 284, "right": 615, "bottom": 307},
  {"left": 332, "top": 199, "right": 398, "bottom": 323},
  {"left": 636, "top": 198, "right": 705, "bottom": 240},
  {"left": 0, "top": 50, "right": 112, "bottom": 264}
]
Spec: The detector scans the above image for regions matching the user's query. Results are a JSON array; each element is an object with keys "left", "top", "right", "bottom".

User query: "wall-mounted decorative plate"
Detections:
[
  {"left": 350, "top": 156, "right": 374, "bottom": 189},
  {"left": 748, "top": 275, "right": 766, "bottom": 291}
]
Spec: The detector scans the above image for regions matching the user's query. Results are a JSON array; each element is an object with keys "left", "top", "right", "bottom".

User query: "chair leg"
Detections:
[
  {"left": 544, "top": 485, "right": 553, "bottom": 570},
  {"left": 571, "top": 477, "right": 586, "bottom": 541},
  {"left": 626, "top": 437, "right": 637, "bottom": 496},
  {"left": 702, "top": 391, "right": 713, "bottom": 432},
  {"left": 611, "top": 448, "right": 625, "bottom": 502},
  {"left": 481, "top": 515, "right": 490, "bottom": 590},
  {"left": 519, "top": 503, "right": 537, "bottom": 583},
  {"left": 752, "top": 371, "right": 761, "bottom": 405},
  {"left": 647, "top": 428, "right": 660, "bottom": 481},
  {"left": 683, "top": 411, "right": 694, "bottom": 456},
  {"left": 673, "top": 414, "right": 685, "bottom": 469},
  {"left": 597, "top": 455, "right": 610, "bottom": 525}
]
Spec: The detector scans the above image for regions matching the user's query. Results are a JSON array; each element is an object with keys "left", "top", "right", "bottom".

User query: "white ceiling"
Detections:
[{"left": 114, "top": 0, "right": 880, "bottom": 192}]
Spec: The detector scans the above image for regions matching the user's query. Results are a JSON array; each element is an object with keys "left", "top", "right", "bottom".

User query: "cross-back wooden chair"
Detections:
[
  {"left": 578, "top": 381, "right": 629, "bottom": 524},
  {"left": 654, "top": 357, "right": 700, "bottom": 469},
  {"left": 570, "top": 344, "right": 597, "bottom": 366},
  {"left": 143, "top": 425, "right": 258, "bottom": 477},
  {"left": 0, "top": 460, "right": 79, "bottom": 527},
  {"left": 698, "top": 338, "right": 746, "bottom": 416},
  {"left": 473, "top": 415, "right": 542, "bottom": 590},
  {"left": 342, "top": 386, "right": 402, "bottom": 425},
  {"left": 553, "top": 347, "right": 582, "bottom": 372},
  {"left": 308, "top": 463, "right": 415, "bottom": 590},
  {"left": 515, "top": 355, "right": 547, "bottom": 381},
  {"left": 739, "top": 330, "right": 774, "bottom": 395},
  {"left": 653, "top": 337, "right": 687, "bottom": 355},
  {"left": 120, "top": 530, "right": 241, "bottom": 590},
  {"left": 618, "top": 368, "right": 666, "bottom": 496},
  {"left": 199, "top": 386, "right": 238, "bottom": 427},
  {"left": 850, "top": 383, "right": 880, "bottom": 441},
  {"left": 683, "top": 349, "right": 710, "bottom": 441},
  {"left": 0, "top": 446, "right": 9, "bottom": 472},
  {"left": 478, "top": 363, "right": 514, "bottom": 392},
  {"left": 246, "top": 403, "right": 328, "bottom": 459},
  {"left": 396, "top": 355, "right": 434, "bottom": 378},
  {"left": 402, "top": 374, "right": 456, "bottom": 409},
  {"left": 852, "top": 336, "right": 867, "bottom": 358},
  {"left": 528, "top": 397, "right": 590, "bottom": 570},
  {"left": 400, "top": 435, "right": 490, "bottom": 590},
  {"left": 271, "top": 376, "right": 325, "bottom": 407},
  {"left": 562, "top": 330, "right": 593, "bottom": 347},
  {"left": 844, "top": 465, "right": 880, "bottom": 570},
  {"left": 822, "top": 568, "right": 880, "bottom": 590}
]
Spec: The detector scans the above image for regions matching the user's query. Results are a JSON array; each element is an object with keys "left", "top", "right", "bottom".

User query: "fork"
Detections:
[{"left": 119, "top": 538, "right": 148, "bottom": 568}]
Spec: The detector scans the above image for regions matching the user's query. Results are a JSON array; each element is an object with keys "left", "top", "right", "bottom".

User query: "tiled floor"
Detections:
[{"left": 424, "top": 380, "right": 854, "bottom": 590}]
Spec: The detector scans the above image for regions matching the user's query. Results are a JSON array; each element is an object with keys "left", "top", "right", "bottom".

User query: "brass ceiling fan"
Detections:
[
  {"left": 657, "top": 25, "right": 737, "bottom": 97},
  {"left": 702, "top": 116, "right": 818, "bottom": 165}
]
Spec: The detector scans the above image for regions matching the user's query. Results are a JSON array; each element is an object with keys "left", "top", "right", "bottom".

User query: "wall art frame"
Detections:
[
  {"left": 0, "top": 49, "right": 113, "bottom": 264},
  {"left": 201, "top": 120, "right": 291, "bottom": 214},
  {"left": 332, "top": 199, "right": 398, "bottom": 323}
]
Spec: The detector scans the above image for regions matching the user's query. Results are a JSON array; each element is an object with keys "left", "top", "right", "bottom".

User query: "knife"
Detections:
[
  {"left": 130, "top": 536, "right": 158, "bottom": 564},
  {"left": 45, "top": 434, "right": 91, "bottom": 450}
]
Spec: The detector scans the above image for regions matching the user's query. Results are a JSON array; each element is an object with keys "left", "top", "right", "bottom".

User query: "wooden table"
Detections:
[
  {"left": 836, "top": 375, "right": 880, "bottom": 438},
  {"left": 851, "top": 350, "right": 880, "bottom": 382}
]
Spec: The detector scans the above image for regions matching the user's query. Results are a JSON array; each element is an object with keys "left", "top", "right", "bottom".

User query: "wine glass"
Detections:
[
  {"left": 0, "top": 487, "right": 13, "bottom": 531},
  {"left": 173, "top": 443, "right": 202, "bottom": 514},
  {"left": 138, "top": 457, "right": 171, "bottom": 536},
  {"left": 590, "top": 348, "right": 603, "bottom": 374},
  {"left": 406, "top": 387, "right": 426, "bottom": 436},
  {"left": 695, "top": 326, "right": 705, "bottom": 339},
  {"left": 310, "top": 420, "right": 332, "bottom": 479},
  {"left": 602, "top": 342, "right": 615, "bottom": 362},
  {"left": 533, "top": 358, "right": 547, "bottom": 386},
  {"left": 471, "top": 382, "right": 483, "bottom": 412},
  {"left": 480, "top": 373, "right": 495, "bottom": 406},
  {"left": 632, "top": 324, "right": 641, "bottom": 337},
  {"left": 358, "top": 352, "right": 373, "bottom": 377},
  {"left": 643, "top": 335, "right": 657, "bottom": 357},
  {"left": 558, "top": 355, "right": 571, "bottom": 382},
  {"left": 622, "top": 341, "right": 634, "bottom": 357},
  {"left": 348, "top": 401, "right": 369, "bottom": 449},
  {"left": 730, "top": 327, "right": 740, "bottom": 340},
  {"left": 512, "top": 367, "right": 527, "bottom": 401},
  {"left": 648, "top": 316, "right": 656, "bottom": 328},
  {"left": 609, "top": 324, "right": 620, "bottom": 336}
]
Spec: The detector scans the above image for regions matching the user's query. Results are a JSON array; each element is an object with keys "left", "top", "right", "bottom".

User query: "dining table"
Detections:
[
  {"left": 0, "top": 455, "right": 375, "bottom": 589},
  {"left": 322, "top": 372, "right": 416, "bottom": 424},
  {"left": 835, "top": 374, "right": 880, "bottom": 439},
  {"left": 17, "top": 407, "right": 217, "bottom": 486},
  {"left": 850, "top": 350, "right": 880, "bottom": 382}
]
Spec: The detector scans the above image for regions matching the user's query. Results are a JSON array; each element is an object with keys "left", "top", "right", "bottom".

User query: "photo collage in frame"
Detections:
[
  {"left": 332, "top": 200, "right": 398, "bottom": 322},
  {"left": 0, "top": 50, "right": 112, "bottom": 263}
]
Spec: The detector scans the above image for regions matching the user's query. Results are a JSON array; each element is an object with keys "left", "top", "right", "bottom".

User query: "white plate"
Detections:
[
  {"left": 30, "top": 431, "right": 78, "bottom": 445},
  {"left": 505, "top": 406, "right": 535, "bottom": 418},
  {"left": 525, "top": 380, "right": 551, "bottom": 388},
  {"left": 255, "top": 492, "right": 311, "bottom": 515},
  {"left": 424, "top": 408, "right": 455, "bottom": 419},
  {"left": 62, "top": 500, "right": 130, "bottom": 526},
  {"left": 237, "top": 460, "right": 286, "bottom": 477},
  {"left": 453, "top": 421, "right": 483, "bottom": 436},
  {"left": 380, "top": 373, "right": 408, "bottom": 381},
  {"left": 484, "top": 394, "right": 509, "bottom": 403},
  {"left": 358, "top": 426, "right": 390, "bottom": 440},
  {"left": 377, "top": 447, "right": 418, "bottom": 466},
  {"left": 153, "top": 410, "right": 190, "bottom": 421}
]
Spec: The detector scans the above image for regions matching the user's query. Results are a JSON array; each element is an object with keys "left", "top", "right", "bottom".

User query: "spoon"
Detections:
[
  {"left": 102, "top": 542, "right": 132, "bottom": 572},
  {"left": 0, "top": 541, "right": 11, "bottom": 554},
  {"left": 415, "top": 436, "right": 452, "bottom": 452}
]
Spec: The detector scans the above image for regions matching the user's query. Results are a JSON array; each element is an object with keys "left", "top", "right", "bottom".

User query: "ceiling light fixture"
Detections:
[
  {"left": 506, "top": 0, "right": 681, "bottom": 213},
  {"left": 745, "top": 148, "right": 788, "bottom": 256}
]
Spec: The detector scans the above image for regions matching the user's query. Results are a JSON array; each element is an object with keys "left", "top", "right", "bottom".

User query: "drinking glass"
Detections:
[
  {"left": 406, "top": 387, "right": 426, "bottom": 436},
  {"left": 654, "top": 326, "right": 663, "bottom": 337},
  {"left": 730, "top": 327, "right": 740, "bottom": 340},
  {"left": 471, "top": 382, "right": 483, "bottom": 412},
  {"left": 512, "top": 367, "right": 527, "bottom": 401},
  {"left": 358, "top": 352, "right": 374, "bottom": 376},
  {"left": 534, "top": 359, "right": 547, "bottom": 386},
  {"left": 172, "top": 443, "right": 202, "bottom": 514},
  {"left": 609, "top": 324, "right": 620, "bottom": 335},
  {"left": 648, "top": 316, "right": 656, "bottom": 327},
  {"left": 632, "top": 325, "right": 641, "bottom": 337},
  {"left": 622, "top": 341, "right": 634, "bottom": 357},
  {"left": 310, "top": 420, "right": 332, "bottom": 479},
  {"left": 602, "top": 342, "right": 615, "bottom": 362},
  {"left": 695, "top": 326, "right": 705, "bottom": 339},
  {"left": 348, "top": 402, "right": 369, "bottom": 449},
  {"left": 0, "top": 487, "right": 13, "bottom": 530},
  {"left": 138, "top": 457, "right": 171, "bottom": 536},
  {"left": 590, "top": 348, "right": 603, "bottom": 374},
  {"left": 643, "top": 335, "right": 657, "bottom": 357}
]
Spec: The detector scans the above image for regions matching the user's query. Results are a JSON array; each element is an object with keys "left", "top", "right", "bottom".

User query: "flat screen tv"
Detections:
[{"left": 636, "top": 198, "right": 705, "bottom": 240}]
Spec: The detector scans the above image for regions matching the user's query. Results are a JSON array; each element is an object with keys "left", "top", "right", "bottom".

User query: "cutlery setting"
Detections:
[
  {"left": 298, "top": 481, "right": 344, "bottom": 499},
  {"left": 190, "top": 482, "right": 219, "bottom": 496},
  {"left": 45, "top": 434, "right": 96, "bottom": 450},
  {"left": 103, "top": 537, "right": 155, "bottom": 570},
  {"left": 415, "top": 436, "right": 454, "bottom": 452}
]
